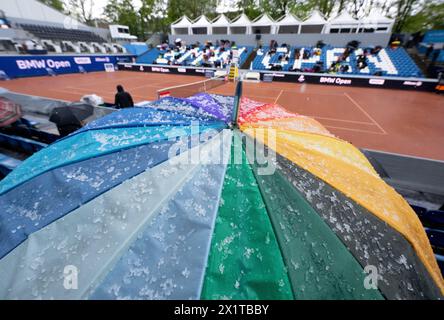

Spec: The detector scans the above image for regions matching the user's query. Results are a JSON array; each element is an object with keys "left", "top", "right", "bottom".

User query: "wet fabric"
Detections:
[
  {"left": 185, "top": 93, "right": 232, "bottom": 122},
  {"left": 241, "top": 134, "right": 382, "bottom": 300},
  {"left": 2, "top": 92, "right": 443, "bottom": 300},
  {"left": 275, "top": 151, "right": 443, "bottom": 300},
  {"left": 90, "top": 131, "right": 231, "bottom": 299},
  {"left": 201, "top": 133, "right": 293, "bottom": 300},
  {"left": 78, "top": 107, "right": 222, "bottom": 133},
  {"left": 209, "top": 94, "right": 235, "bottom": 116},
  {"left": 141, "top": 97, "right": 217, "bottom": 121},
  {"left": 0, "top": 135, "right": 210, "bottom": 261},
  {"left": 0, "top": 133, "right": 226, "bottom": 299},
  {"left": 242, "top": 127, "right": 444, "bottom": 295},
  {"left": 0, "top": 124, "right": 224, "bottom": 195}
]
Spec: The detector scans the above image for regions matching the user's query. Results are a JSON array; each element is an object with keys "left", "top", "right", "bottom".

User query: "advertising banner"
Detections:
[
  {"left": 118, "top": 63, "right": 438, "bottom": 92},
  {"left": 0, "top": 55, "right": 133, "bottom": 78}
]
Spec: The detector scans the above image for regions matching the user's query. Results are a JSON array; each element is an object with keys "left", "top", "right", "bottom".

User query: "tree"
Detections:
[
  {"left": 139, "top": 0, "right": 169, "bottom": 34},
  {"left": 392, "top": 0, "right": 421, "bottom": 33},
  {"left": 66, "top": 0, "right": 94, "bottom": 26},
  {"left": 166, "top": 0, "right": 219, "bottom": 23},
  {"left": 402, "top": 0, "right": 444, "bottom": 32},
  {"left": 351, "top": 0, "right": 366, "bottom": 18},
  {"left": 39, "top": 0, "right": 65, "bottom": 11},
  {"left": 103, "top": 0, "right": 142, "bottom": 38}
]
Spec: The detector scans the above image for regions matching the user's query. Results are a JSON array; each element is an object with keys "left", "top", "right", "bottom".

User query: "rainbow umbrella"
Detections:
[
  {"left": 0, "top": 91, "right": 442, "bottom": 300},
  {"left": 0, "top": 97, "right": 21, "bottom": 127}
]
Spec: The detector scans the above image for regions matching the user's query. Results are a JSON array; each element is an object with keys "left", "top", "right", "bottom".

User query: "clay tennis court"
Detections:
[{"left": 1, "top": 71, "right": 443, "bottom": 160}]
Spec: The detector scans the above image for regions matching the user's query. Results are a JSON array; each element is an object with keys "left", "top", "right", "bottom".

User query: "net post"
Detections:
[{"left": 232, "top": 80, "right": 242, "bottom": 128}]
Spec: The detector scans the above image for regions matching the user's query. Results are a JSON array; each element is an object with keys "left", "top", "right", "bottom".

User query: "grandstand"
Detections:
[
  {"left": 0, "top": 0, "right": 131, "bottom": 56},
  {"left": 251, "top": 44, "right": 423, "bottom": 78}
]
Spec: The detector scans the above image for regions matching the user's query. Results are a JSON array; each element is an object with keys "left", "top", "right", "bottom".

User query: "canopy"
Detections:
[
  {"left": 171, "top": 16, "right": 192, "bottom": 35},
  {"left": 327, "top": 11, "right": 359, "bottom": 33},
  {"left": 329, "top": 11, "right": 359, "bottom": 26},
  {"left": 211, "top": 14, "right": 231, "bottom": 26},
  {"left": 251, "top": 13, "right": 275, "bottom": 34},
  {"left": 276, "top": 13, "right": 302, "bottom": 26},
  {"left": 0, "top": 90, "right": 443, "bottom": 300},
  {"left": 275, "top": 13, "right": 302, "bottom": 34},
  {"left": 230, "top": 13, "right": 251, "bottom": 26},
  {"left": 192, "top": 15, "right": 211, "bottom": 28},
  {"left": 301, "top": 10, "right": 326, "bottom": 33},
  {"left": 229, "top": 13, "right": 251, "bottom": 34},
  {"left": 191, "top": 15, "right": 212, "bottom": 34},
  {"left": 211, "top": 14, "right": 230, "bottom": 34},
  {"left": 251, "top": 13, "right": 275, "bottom": 26},
  {"left": 171, "top": 15, "right": 192, "bottom": 28},
  {"left": 0, "top": 97, "right": 21, "bottom": 127},
  {"left": 302, "top": 10, "right": 326, "bottom": 24},
  {"left": 361, "top": 9, "right": 394, "bottom": 32}
]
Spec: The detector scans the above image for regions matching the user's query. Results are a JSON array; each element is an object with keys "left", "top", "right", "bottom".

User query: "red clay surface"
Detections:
[{"left": 1, "top": 71, "right": 443, "bottom": 161}]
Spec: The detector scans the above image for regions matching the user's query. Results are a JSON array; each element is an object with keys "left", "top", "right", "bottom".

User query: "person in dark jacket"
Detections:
[{"left": 114, "top": 85, "right": 134, "bottom": 108}]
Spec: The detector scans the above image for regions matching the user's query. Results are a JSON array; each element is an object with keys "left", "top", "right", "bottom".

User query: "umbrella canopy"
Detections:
[
  {"left": 0, "top": 92, "right": 443, "bottom": 300},
  {"left": 49, "top": 103, "right": 95, "bottom": 136},
  {"left": 0, "top": 97, "right": 21, "bottom": 127}
]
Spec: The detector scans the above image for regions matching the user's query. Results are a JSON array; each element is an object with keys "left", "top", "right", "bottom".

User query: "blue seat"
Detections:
[
  {"left": 436, "top": 254, "right": 444, "bottom": 275},
  {"left": 0, "top": 153, "right": 21, "bottom": 177},
  {"left": 411, "top": 204, "right": 427, "bottom": 217},
  {"left": 422, "top": 210, "right": 444, "bottom": 229},
  {"left": 0, "top": 133, "right": 47, "bottom": 155},
  {"left": 425, "top": 228, "right": 444, "bottom": 249}
]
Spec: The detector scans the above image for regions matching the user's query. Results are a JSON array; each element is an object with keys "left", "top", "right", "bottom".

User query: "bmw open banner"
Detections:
[{"left": 0, "top": 54, "right": 134, "bottom": 78}]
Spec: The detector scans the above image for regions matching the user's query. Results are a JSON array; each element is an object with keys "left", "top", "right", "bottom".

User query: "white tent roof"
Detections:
[
  {"left": 329, "top": 11, "right": 359, "bottom": 24},
  {"left": 171, "top": 16, "right": 192, "bottom": 28},
  {"left": 362, "top": 9, "right": 394, "bottom": 24},
  {"left": 251, "top": 13, "right": 275, "bottom": 26},
  {"left": 230, "top": 13, "right": 251, "bottom": 26},
  {"left": 302, "top": 10, "right": 326, "bottom": 24},
  {"left": 276, "top": 13, "right": 302, "bottom": 25},
  {"left": 211, "top": 14, "right": 231, "bottom": 26},
  {"left": 192, "top": 15, "right": 211, "bottom": 27}
]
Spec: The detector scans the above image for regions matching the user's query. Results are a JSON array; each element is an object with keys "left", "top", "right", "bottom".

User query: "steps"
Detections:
[{"left": 241, "top": 48, "right": 257, "bottom": 69}]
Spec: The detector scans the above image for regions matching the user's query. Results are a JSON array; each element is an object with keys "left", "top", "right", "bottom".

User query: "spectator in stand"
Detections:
[{"left": 340, "top": 64, "right": 350, "bottom": 73}]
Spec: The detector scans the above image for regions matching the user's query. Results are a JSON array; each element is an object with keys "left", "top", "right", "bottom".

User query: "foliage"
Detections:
[
  {"left": 39, "top": 0, "right": 65, "bottom": 12},
  {"left": 98, "top": 0, "right": 444, "bottom": 39}
]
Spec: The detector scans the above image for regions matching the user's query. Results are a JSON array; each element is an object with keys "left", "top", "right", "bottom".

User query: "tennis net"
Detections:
[{"left": 156, "top": 75, "right": 228, "bottom": 99}]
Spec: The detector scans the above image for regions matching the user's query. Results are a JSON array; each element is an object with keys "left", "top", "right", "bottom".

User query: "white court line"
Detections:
[
  {"left": 274, "top": 89, "right": 284, "bottom": 104},
  {"left": 344, "top": 92, "right": 387, "bottom": 134}
]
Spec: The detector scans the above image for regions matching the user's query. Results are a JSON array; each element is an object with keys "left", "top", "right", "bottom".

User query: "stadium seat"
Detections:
[
  {"left": 0, "top": 153, "right": 21, "bottom": 177},
  {"left": 420, "top": 210, "right": 444, "bottom": 229},
  {"left": 0, "top": 133, "right": 47, "bottom": 155},
  {"left": 250, "top": 45, "right": 423, "bottom": 78},
  {"left": 425, "top": 228, "right": 444, "bottom": 250}
]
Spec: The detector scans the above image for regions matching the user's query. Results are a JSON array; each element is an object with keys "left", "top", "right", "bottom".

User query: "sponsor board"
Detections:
[
  {"left": 1, "top": 55, "right": 132, "bottom": 78},
  {"left": 16, "top": 59, "right": 71, "bottom": 70},
  {"left": 369, "top": 78, "right": 385, "bottom": 85},
  {"left": 95, "top": 57, "right": 111, "bottom": 63},
  {"left": 151, "top": 67, "right": 171, "bottom": 73},
  {"left": 74, "top": 57, "right": 92, "bottom": 65},
  {"left": 319, "top": 77, "right": 352, "bottom": 85},
  {"left": 104, "top": 63, "right": 115, "bottom": 72},
  {"left": 403, "top": 81, "right": 422, "bottom": 87},
  {"left": 178, "top": 68, "right": 187, "bottom": 73},
  {"left": 298, "top": 75, "right": 305, "bottom": 83}
]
